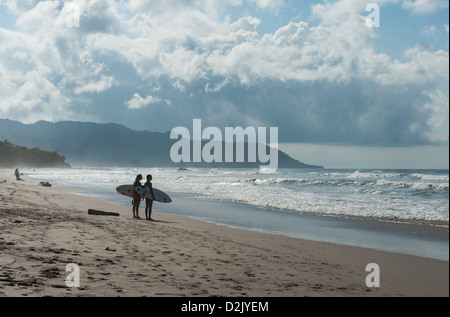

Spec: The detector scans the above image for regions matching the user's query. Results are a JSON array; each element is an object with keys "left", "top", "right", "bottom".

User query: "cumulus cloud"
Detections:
[
  {"left": 4, "top": 0, "right": 40, "bottom": 13},
  {"left": 423, "top": 89, "right": 449, "bottom": 143},
  {"left": 422, "top": 25, "right": 438, "bottom": 37},
  {"left": 0, "top": 0, "right": 448, "bottom": 146},
  {"left": 1, "top": 70, "right": 61, "bottom": 111},
  {"left": 124, "top": 93, "right": 161, "bottom": 109},
  {"left": 402, "top": 0, "right": 449, "bottom": 14},
  {"left": 0, "top": 0, "right": 122, "bottom": 121},
  {"left": 250, "top": 0, "right": 284, "bottom": 11},
  {"left": 74, "top": 75, "right": 114, "bottom": 94}
]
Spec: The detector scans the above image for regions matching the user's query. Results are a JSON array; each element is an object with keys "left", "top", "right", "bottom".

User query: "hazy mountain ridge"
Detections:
[{"left": 0, "top": 119, "right": 322, "bottom": 168}]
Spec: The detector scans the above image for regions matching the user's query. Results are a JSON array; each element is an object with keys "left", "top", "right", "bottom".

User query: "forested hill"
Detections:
[
  {"left": 0, "top": 119, "right": 322, "bottom": 168},
  {"left": 0, "top": 140, "right": 71, "bottom": 168}
]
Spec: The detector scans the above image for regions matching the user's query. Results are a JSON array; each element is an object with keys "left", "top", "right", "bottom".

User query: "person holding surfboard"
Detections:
[
  {"left": 144, "top": 174, "right": 156, "bottom": 220},
  {"left": 132, "top": 174, "right": 144, "bottom": 218}
]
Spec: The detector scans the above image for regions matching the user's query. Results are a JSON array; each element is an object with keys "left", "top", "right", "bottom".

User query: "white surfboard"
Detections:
[{"left": 116, "top": 185, "right": 172, "bottom": 203}]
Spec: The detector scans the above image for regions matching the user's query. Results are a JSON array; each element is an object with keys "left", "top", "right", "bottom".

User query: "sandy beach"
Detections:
[{"left": 0, "top": 168, "right": 448, "bottom": 297}]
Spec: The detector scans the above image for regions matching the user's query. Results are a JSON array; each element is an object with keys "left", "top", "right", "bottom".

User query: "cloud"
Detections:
[
  {"left": 250, "top": 0, "right": 284, "bottom": 11},
  {"left": 422, "top": 25, "right": 438, "bottom": 37},
  {"left": 0, "top": 0, "right": 448, "bottom": 146},
  {"left": 74, "top": 75, "right": 114, "bottom": 94},
  {"left": 1, "top": 70, "right": 61, "bottom": 110},
  {"left": 422, "top": 89, "right": 449, "bottom": 143},
  {"left": 374, "top": 47, "right": 449, "bottom": 86},
  {"left": 124, "top": 93, "right": 161, "bottom": 109},
  {"left": 3, "top": 0, "right": 40, "bottom": 13},
  {"left": 126, "top": 0, "right": 283, "bottom": 14},
  {"left": 402, "top": 0, "right": 449, "bottom": 14},
  {"left": 0, "top": 0, "right": 122, "bottom": 121}
]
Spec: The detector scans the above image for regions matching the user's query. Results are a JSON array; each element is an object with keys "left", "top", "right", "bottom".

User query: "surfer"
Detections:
[
  {"left": 132, "top": 174, "right": 144, "bottom": 218},
  {"left": 14, "top": 168, "right": 22, "bottom": 181},
  {"left": 145, "top": 174, "right": 156, "bottom": 220}
]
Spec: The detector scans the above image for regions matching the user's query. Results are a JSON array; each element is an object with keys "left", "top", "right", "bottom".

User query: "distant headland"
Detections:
[
  {"left": 0, "top": 118, "right": 322, "bottom": 169},
  {"left": 0, "top": 140, "right": 70, "bottom": 168}
]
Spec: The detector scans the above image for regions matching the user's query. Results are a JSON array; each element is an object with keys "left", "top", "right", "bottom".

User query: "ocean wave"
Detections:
[
  {"left": 411, "top": 182, "right": 449, "bottom": 191},
  {"left": 247, "top": 177, "right": 377, "bottom": 188},
  {"left": 248, "top": 178, "right": 302, "bottom": 185},
  {"left": 412, "top": 173, "right": 450, "bottom": 181},
  {"left": 348, "top": 171, "right": 405, "bottom": 179},
  {"left": 375, "top": 179, "right": 449, "bottom": 191},
  {"left": 27, "top": 167, "right": 449, "bottom": 222}
]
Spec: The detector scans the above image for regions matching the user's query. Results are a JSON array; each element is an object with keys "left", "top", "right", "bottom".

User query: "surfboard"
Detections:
[{"left": 116, "top": 185, "right": 172, "bottom": 203}]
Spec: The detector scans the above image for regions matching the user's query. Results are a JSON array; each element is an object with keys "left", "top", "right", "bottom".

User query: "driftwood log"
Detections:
[{"left": 88, "top": 209, "right": 120, "bottom": 217}]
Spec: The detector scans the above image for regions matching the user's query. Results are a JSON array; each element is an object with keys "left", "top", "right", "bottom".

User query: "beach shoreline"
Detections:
[
  {"left": 153, "top": 194, "right": 449, "bottom": 260},
  {"left": 0, "top": 169, "right": 448, "bottom": 297}
]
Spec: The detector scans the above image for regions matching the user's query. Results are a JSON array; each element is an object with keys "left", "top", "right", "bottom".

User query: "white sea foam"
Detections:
[
  {"left": 412, "top": 173, "right": 450, "bottom": 181},
  {"left": 28, "top": 167, "right": 449, "bottom": 222}
]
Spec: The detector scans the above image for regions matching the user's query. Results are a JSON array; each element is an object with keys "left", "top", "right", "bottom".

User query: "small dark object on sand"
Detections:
[{"left": 88, "top": 209, "right": 120, "bottom": 217}]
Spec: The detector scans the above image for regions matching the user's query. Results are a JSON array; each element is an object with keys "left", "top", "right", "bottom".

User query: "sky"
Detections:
[{"left": 0, "top": 0, "right": 449, "bottom": 169}]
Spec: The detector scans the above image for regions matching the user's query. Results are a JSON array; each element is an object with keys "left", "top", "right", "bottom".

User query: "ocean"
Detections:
[{"left": 27, "top": 167, "right": 449, "bottom": 260}]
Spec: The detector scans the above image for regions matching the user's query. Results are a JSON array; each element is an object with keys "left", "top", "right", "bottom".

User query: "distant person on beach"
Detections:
[
  {"left": 132, "top": 174, "right": 144, "bottom": 219},
  {"left": 14, "top": 168, "right": 22, "bottom": 181},
  {"left": 145, "top": 174, "right": 156, "bottom": 220}
]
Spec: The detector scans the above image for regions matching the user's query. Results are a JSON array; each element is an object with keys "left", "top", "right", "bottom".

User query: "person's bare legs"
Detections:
[
  {"left": 145, "top": 200, "right": 153, "bottom": 220},
  {"left": 133, "top": 196, "right": 140, "bottom": 218}
]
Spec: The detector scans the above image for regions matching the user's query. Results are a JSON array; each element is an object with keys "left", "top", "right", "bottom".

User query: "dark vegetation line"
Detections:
[{"left": 0, "top": 140, "right": 71, "bottom": 168}]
